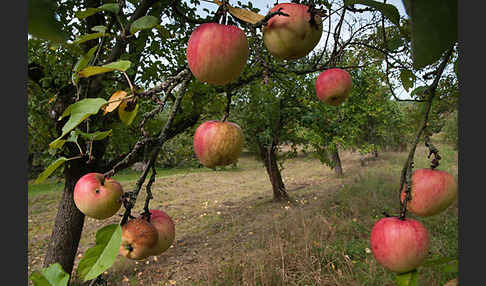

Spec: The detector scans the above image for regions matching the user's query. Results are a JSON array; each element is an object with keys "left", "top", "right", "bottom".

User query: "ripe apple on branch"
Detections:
[
  {"left": 193, "top": 120, "right": 245, "bottom": 169},
  {"left": 73, "top": 173, "right": 124, "bottom": 220}
]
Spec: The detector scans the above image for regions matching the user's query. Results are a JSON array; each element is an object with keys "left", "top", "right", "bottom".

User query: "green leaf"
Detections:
[
  {"left": 92, "top": 25, "right": 108, "bottom": 33},
  {"left": 130, "top": 15, "right": 160, "bottom": 34},
  {"left": 345, "top": 0, "right": 400, "bottom": 26},
  {"left": 442, "top": 260, "right": 458, "bottom": 273},
  {"left": 73, "top": 32, "right": 110, "bottom": 45},
  {"left": 400, "top": 69, "right": 415, "bottom": 92},
  {"left": 28, "top": 0, "right": 68, "bottom": 43},
  {"left": 34, "top": 157, "right": 68, "bottom": 184},
  {"left": 72, "top": 45, "right": 99, "bottom": 86},
  {"left": 48, "top": 138, "right": 67, "bottom": 150},
  {"left": 76, "top": 3, "right": 120, "bottom": 19},
  {"left": 402, "top": 0, "right": 457, "bottom": 69},
  {"left": 50, "top": 98, "right": 107, "bottom": 148},
  {"left": 75, "top": 8, "right": 101, "bottom": 19},
  {"left": 103, "top": 60, "right": 131, "bottom": 71},
  {"left": 395, "top": 269, "right": 418, "bottom": 286},
  {"left": 410, "top": 86, "right": 427, "bottom": 98},
  {"left": 78, "top": 60, "right": 132, "bottom": 78},
  {"left": 29, "top": 263, "right": 70, "bottom": 286},
  {"left": 78, "top": 130, "right": 113, "bottom": 141},
  {"left": 98, "top": 3, "right": 120, "bottom": 14},
  {"left": 387, "top": 37, "right": 403, "bottom": 51},
  {"left": 119, "top": 102, "right": 139, "bottom": 126},
  {"left": 77, "top": 224, "right": 122, "bottom": 282}
]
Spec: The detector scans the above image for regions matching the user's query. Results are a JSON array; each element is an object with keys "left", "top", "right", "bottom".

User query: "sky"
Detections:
[{"left": 185, "top": 0, "right": 413, "bottom": 100}]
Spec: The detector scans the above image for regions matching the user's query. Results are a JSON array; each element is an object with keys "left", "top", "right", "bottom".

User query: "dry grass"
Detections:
[{"left": 28, "top": 139, "right": 458, "bottom": 286}]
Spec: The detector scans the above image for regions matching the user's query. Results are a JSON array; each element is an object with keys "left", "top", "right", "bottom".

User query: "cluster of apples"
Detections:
[
  {"left": 188, "top": 3, "right": 353, "bottom": 168},
  {"left": 73, "top": 173, "right": 175, "bottom": 260},
  {"left": 369, "top": 169, "right": 458, "bottom": 273}
]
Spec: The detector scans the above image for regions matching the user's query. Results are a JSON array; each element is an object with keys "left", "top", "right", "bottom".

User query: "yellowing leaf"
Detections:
[
  {"left": 103, "top": 91, "right": 128, "bottom": 114},
  {"left": 212, "top": 0, "right": 265, "bottom": 24},
  {"left": 118, "top": 100, "right": 139, "bottom": 126},
  {"left": 227, "top": 7, "right": 265, "bottom": 24}
]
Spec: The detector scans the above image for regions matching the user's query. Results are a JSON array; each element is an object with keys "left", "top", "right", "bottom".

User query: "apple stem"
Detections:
[
  {"left": 251, "top": 8, "right": 289, "bottom": 29},
  {"left": 306, "top": 0, "right": 327, "bottom": 30},
  {"left": 214, "top": 0, "right": 229, "bottom": 25},
  {"left": 142, "top": 165, "right": 157, "bottom": 218},
  {"left": 382, "top": 211, "right": 391, "bottom": 217}
]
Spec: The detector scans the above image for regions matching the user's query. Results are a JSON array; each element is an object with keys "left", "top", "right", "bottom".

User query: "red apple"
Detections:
[
  {"left": 370, "top": 217, "right": 430, "bottom": 273},
  {"left": 401, "top": 168, "right": 458, "bottom": 217},
  {"left": 186, "top": 23, "right": 249, "bottom": 85},
  {"left": 119, "top": 217, "right": 158, "bottom": 260},
  {"left": 73, "top": 173, "right": 123, "bottom": 220},
  {"left": 262, "top": 3, "right": 323, "bottom": 60},
  {"left": 193, "top": 120, "right": 244, "bottom": 168},
  {"left": 315, "top": 68, "right": 353, "bottom": 106},
  {"left": 147, "top": 209, "right": 175, "bottom": 256}
]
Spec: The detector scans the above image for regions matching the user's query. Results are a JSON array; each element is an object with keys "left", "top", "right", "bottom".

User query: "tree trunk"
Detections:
[
  {"left": 373, "top": 146, "right": 379, "bottom": 158},
  {"left": 258, "top": 143, "right": 289, "bottom": 201},
  {"left": 331, "top": 148, "right": 343, "bottom": 177},
  {"left": 43, "top": 159, "right": 88, "bottom": 278}
]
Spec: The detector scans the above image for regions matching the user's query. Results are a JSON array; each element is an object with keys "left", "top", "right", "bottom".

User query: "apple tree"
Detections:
[{"left": 27, "top": 0, "right": 458, "bottom": 285}]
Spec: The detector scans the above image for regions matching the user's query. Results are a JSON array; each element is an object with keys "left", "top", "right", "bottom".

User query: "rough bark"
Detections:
[
  {"left": 42, "top": 159, "right": 87, "bottom": 276},
  {"left": 331, "top": 148, "right": 343, "bottom": 177},
  {"left": 258, "top": 143, "right": 289, "bottom": 201}
]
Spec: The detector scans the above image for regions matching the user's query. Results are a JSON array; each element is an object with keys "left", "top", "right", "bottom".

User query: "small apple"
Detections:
[
  {"left": 315, "top": 68, "right": 353, "bottom": 106},
  {"left": 193, "top": 120, "right": 244, "bottom": 168},
  {"left": 119, "top": 217, "right": 158, "bottom": 260},
  {"left": 370, "top": 217, "right": 430, "bottom": 273},
  {"left": 401, "top": 168, "right": 458, "bottom": 217},
  {"left": 262, "top": 3, "right": 323, "bottom": 60},
  {"left": 186, "top": 22, "right": 249, "bottom": 85},
  {"left": 73, "top": 173, "right": 123, "bottom": 220},
  {"left": 148, "top": 209, "right": 175, "bottom": 256}
]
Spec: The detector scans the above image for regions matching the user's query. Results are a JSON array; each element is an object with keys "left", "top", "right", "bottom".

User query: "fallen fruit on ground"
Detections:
[
  {"left": 73, "top": 173, "right": 123, "bottom": 220},
  {"left": 193, "top": 120, "right": 244, "bottom": 168},
  {"left": 120, "top": 217, "right": 159, "bottom": 260},
  {"left": 263, "top": 3, "right": 323, "bottom": 60},
  {"left": 401, "top": 168, "right": 458, "bottom": 217},
  {"left": 186, "top": 22, "right": 249, "bottom": 85},
  {"left": 148, "top": 209, "right": 176, "bottom": 256},
  {"left": 315, "top": 68, "right": 353, "bottom": 106},
  {"left": 370, "top": 217, "right": 430, "bottom": 273}
]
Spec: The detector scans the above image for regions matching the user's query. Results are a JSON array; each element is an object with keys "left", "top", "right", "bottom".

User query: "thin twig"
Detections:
[{"left": 397, "top": 48, "right": 454, "bottom": 219}]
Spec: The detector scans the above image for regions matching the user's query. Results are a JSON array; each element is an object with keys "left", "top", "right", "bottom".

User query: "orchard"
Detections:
[{"left": 27, "top": 0, "right": 458, "bottom": 285}]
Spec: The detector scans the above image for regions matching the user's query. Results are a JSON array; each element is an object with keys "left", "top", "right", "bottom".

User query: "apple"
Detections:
[
  {"left": 370, "top": 217, "right": 430, "bottom": 273},
  {"left": 186, "top": 22, "right": 249, "bottom": 85},
  {"left": 147, "top": 209, "right": 176, "bottom": 256},
  {"left": 193, "top": 120, "right": 244, "bottom": 168},
  {"left": 315, "top": 68, "right": 353, "bottom": 106},
  {"left": 119, "top": 217, "right": 159, "bottom": 260},
  {"left": 401, "top": 168, "right": 458, "bottom": 217},
  {"left": 73, "top": 173, "right": 123, "bottom": 220},
  {"left": 262, "top": 3, "right": 323, "bottom": 60}
]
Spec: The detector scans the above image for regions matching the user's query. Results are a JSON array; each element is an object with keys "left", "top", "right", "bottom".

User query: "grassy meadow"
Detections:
[{"left": 28, "top": 137, "right": 458, "bottom": 286}]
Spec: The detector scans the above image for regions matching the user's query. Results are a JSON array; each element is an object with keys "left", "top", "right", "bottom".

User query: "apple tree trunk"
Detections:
[
  {"left": 331, "top": 148, "right": 343, "bottom": 177},
  {"left": 258, "top": 143, "right": 289, "bottom": 201},
  {"left": 43, "top": 158, "right": 88, "bottom": 277}
]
